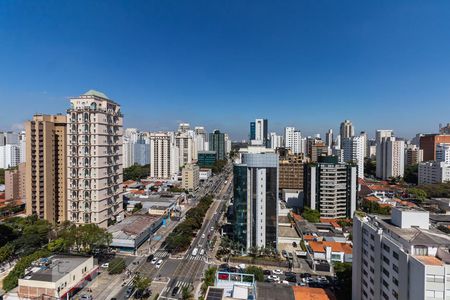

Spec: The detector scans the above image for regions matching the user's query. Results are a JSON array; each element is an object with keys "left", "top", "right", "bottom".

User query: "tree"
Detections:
[
  {"left": 123, "top": 164, "right": 150, "bottom": 181},
  {"left": 364, "top": 158, "right": 376, "bottom": 177},
  {"left": 108, "top": 257, "right": 126, "bottom": 274},
  {"left": 361, "top": 199, "right": 391, "bottom": 215},
  {"left": 133, "top": 275, "right": 152, "bottom": 298},
  {"left": 0, "top": 243, "right": 15, "bottom": 264},
  {"left": 437, "top": 225, "right": 450, "bottom": 234},
  {"left": 407, "top": 187, "right": 427, "bottom": 201},
  {"left": 333, "top": 262, "right": 352, "bottom": 300},
  {"left": 133, "top": 203, "right": 143, "bottom": 213},
  {"left": 302, "top": 207, "right": 320, "bottom": 223},
  {"left": 0, "top": 168, "right": 4, "bottom": 184},
  {"left": 201, "top": 266, "right": 217, "bottom": 296},
  {"left": 181, "top": 286, "right": 194, "bottom": 300},
  {"left": 404, "top": 164, "right": 418, "bottom": 184},
  {"left": 0, "top": 224, "right": 17, "bottom": 247},
  {"left": 244, "top": 266, "right": 264, "bottom": 282}
]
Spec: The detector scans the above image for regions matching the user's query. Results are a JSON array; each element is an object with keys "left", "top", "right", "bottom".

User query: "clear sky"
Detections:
[{"left": 1, "top": 1, "right": 450, "bottom": 140}]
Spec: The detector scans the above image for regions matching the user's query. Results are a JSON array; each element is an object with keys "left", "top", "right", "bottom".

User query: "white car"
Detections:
[
  {"left": 267, "top": 275, "right": 280, "bottom": 281},
  {"left": 200, "top": 249, "right": 205, "bottom": 256},
  {"left": 101, "top": 263, "right": 109, "bottom": 268},
  {"left": 272, "top": 269, "right": 283, "bottom": 275},
  {"left": 155, "top": 259, "right": 163, "bottom": 268},
  {"left": 150, "top": 258, "right": 158, "bottom": 264},
  {"left": 280, "top": 280, "right": 289, "bottom": 285}
]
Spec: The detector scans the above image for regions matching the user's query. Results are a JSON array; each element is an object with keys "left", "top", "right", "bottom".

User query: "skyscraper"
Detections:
[
  {"left": 249, "top": 122, "right": 256, "bottom": 141},
  {"left": 376, "top": 130, "right": 405, "bottom": 179},
  {"left": 209, "top": 130, "right": 226, "bottom": 161},
  {"left": 269, "top": 132, "right": 283, "bottom": 149},
  {"left": 149, "top": 132, "right": 179, "bottom": 179},
  {"left": 284, "top": 127, "right": 302, "bottom": 154},
  {"left": 304, "top": 156, "right": 358, "bottom": 218},
  {"left": 67, "top": 90, "right": 124, "bottom": 228},
  {"left": 254, "top": 118, "right": 268, "bottom": 146},
  {"left": 325, "top": 129, "right": 333, "bottom": 148},
  {"left": 343, "top": 136, "right": 365, "bottom": 178},
  {"left": 25, "top": 114, "right": 67, "bottom": 223},
  {"left": 340, "top": 120, "right": 354, "bottom": 147},
  {"left": 233, "top": 148, "right": 278, "bottom": 251}
]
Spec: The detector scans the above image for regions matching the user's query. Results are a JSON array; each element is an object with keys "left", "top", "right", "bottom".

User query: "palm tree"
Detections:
[{"left": 181, "top": 286, "right": 194, "bottom": 300}]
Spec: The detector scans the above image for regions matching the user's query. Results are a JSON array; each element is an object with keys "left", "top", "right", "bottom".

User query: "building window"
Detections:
[
  {"left": 382, "top": 267, "right": 390, "bottom": 278},
  {"left": 382, "top": 243, "right": 390, "bottom": 253},
  {"left": 393, "top": 251, "right": 399, "bottom": 260},
  {"left": 392, "top": 264, "right": 398, "bottom": 273},
  {"left": 382, "top": 279, "right": 389, "bottom": 289},
  {"left": 382, "top": 255, "right": 390, "bottom": 265},
  {"left": 393, "top": 277, "right": 398, "bottom": 286}
]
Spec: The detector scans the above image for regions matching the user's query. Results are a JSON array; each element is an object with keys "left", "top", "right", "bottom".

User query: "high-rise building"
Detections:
[
  {"left": 352, "top": 207, "right": 450, "bottom": 300},
  {"left": 284, "top": 127, "right": 303, "bottom": 154},
  {"left": 269, "top": 132, "right": 283, "bottom": 149},
  {"left": 149, "top": 132, "right": 179, "bottom": 179},
  {"left": 134, "top": 133, "right": 150, "bottom": 166},
  {"left": 18, "top": 131, "right": 26, "bottom": 163},
  {"left": 175, "top": 131, "right": 194, "bottom": 167},
  {"left": 249, "top": 122, "right": 256, "bottom": 141},
  {"left": 340, "top": 120, "right": 354, "bottom": 147},
  {"left": 5, "top": 162, "right": 26, "bottom": 201},
  {"left": 420, "top": 134, "right": 450, "bottom": 161},
  {"left": 343, "top": 136, "right": 364, "bottom": 178},
  {"left": 182, "top": 163, "right": 199, "bottom": 192},
  {"left": 0, "top": 144, "right": 20, "bottom": 169},
  {"left": 233, "top": 148, "right": 278, "bottom": 251},
  {"left": 194, "top": 126, "right": 208, "bottom": 152},
  {"left": 404, "top": 143, "right": 423, "bottom": 167},
  {"left": 25, "top": 114, "right": 67, "bottom": 223},
  {"left": 178, "top": 123, "right": 190, "bottom": 133},
  {"left": 278, "top": 149, "right": 305, "bottom": 191},
  {"left": 325, "top": 129, "right": 333, "bottom": 148},
  {"left": 254, "top": 118, "right": 268, "bottom": 146},
  {"left": 304, "top": 156, "right": 358, "bottom": 218},
  {"left": 209, "top": 130, "right": 226, "bottom": 161},
  {"left": 67, "top": 90, "right": 124, "bottom": 228},
  {"left": 436, "top": 143, "right": 450, "bottom": 163},
  {"left": 418, "top": 161, "right": 450, "bottom": 185},
  {"left": 359, "top": 131, "right": 368, "bottom": 158},
  {"left": 308, "top": 139, "right": 328, "bottom": 162},
  {"left": 376, "top": 130, "right": 405, "bottom": 180}
]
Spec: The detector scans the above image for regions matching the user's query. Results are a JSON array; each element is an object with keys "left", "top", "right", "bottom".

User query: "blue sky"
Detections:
[{"left": 1, "top": 1, "right": 450, "bottom": 140}]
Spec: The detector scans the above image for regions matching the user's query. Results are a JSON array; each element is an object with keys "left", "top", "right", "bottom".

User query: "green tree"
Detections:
[
  {"left": 404, "top": 164, "right": 419, "bottom": 184},
  {"left": 108, "top": 257, "right": 126, "bottom": 274},
  {"left": 0, "top": 224, "right": 17, "bottom": 247},
  {"left": 302, "top": 207, "right": 320, "bottom": 223},
  {"left": 333, "top": 262, "right": 352, "bottom": 300},
  {"left": 364, "top": 158, "right": 376, "bottom": 177},
  {"left": 133, "top": 275, "right": 152, "bottom": 298},
  {"left": 181, "top": 286, "right": 194, "bottom": 300},
  {"left": 0, "top": 168, "right": 5, "bottom": 184},
  {"left": 0, "top": 243, "right": 15, "bottom": 264},
  {"left": 244, "top": 266, "right": 264, "bottom": 282},
  {"left": 123, "top": 164, "right": 150, "bottom": 181},
  {"left": 407, "top": 187, "right": 427, "bottom": 201},
  {"left": 437, "top": 225, "right": 450, "bottom": 234},
  {"left": 201, "top": 266, "right": 217, "bottom": 296}
]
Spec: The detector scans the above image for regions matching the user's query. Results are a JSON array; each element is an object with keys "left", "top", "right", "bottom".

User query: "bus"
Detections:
[{"left": 192, "top": 248, "right": 199, "bottom": 256}]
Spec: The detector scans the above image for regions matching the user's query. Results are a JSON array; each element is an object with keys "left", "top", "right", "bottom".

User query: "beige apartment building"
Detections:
[
  {"left": 67, "top": 90, "right": 124, "bottom": 228},
  {"left": 182, "top": 163, "right": 200, "bottom": 191},
  {"left": 5, "top": 162, "right": 26, "bottom": 201},
  {"left": 25, "top": 114, "right": 67, "bottom": 223}
]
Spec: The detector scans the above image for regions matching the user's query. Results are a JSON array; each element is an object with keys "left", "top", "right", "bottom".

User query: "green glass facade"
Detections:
[
  {"left": 209, "top": 130, "right": 226, "bottom": 161},
  {"left": 197, "top": 151, "right": 217, "bottom": 167}
]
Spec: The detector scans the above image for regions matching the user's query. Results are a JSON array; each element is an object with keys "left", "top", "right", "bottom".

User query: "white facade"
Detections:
[
  {"left": 269, "top": 132, "right": 283, "bottom": 149},
  {"left": 436, "top": 143, "right": 450, "bottom": 163},
  {"left": 343, "top": 136, "right": 365, "bottom": 178},
  {"left": 149, "top": 132, "right": 179, "bottom": 179},
  {"left": 0, "top": 144, "right": 20, "bottom": 169},
  {"left": 352, "top": 208, "right": 450, "bottom": 300},
  {"left": 376, "top": 130, "right": 405, "bottom": 179},
  {"left": 284, "top": 127, "right": 302, "bottom": 154},
  {"left": 19, "top": 131, "right": 26, "bottom": 163},
  {"left": 67, "top": 90, "right": 124, "bottom": 228},
  {"left": 418, "top": 161, "right": 450, "bottom": 185},
  {"left": 340, "top": 120, "right": 354, "bottom": 147},
  {"left": 325, "top": 129, "right": 333, "bottom": 148},
  {"left": 194, "top": 126, "right": 208, "bottom": 152},
  {"left": 175, "top": 131, "right": 194, "bottom": 167},
  {"left": 254, "top": 118, "right": 267, "bottom": 143}
]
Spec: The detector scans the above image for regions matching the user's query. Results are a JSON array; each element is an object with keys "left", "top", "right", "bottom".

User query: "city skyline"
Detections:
[{"left": 2, "top": 1, "right": 450, "bottom": 139}]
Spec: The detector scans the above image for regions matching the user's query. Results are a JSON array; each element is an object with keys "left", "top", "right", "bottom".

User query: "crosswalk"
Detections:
[
  {"left": 153, "top": 250, "right": 169, "bottom": 258},
  {"left": 185, "top": 254, "right": 205, "bottom": 261},
  {"left": 161, "top": 280, "right": 191, "bottom": 295}
]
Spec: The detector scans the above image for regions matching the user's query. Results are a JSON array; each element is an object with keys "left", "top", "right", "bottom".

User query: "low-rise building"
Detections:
[
  {"left": 418, "top": 161, "right": 450, "bottom": 185},
  {"left": 16, "top": 255, "right": 96, "bottom": 300},
  {"left": 199, "top": 168, "right": 212, "bottom": 181},
  {"left": 107, "top": 214, "right": 163, "bottom": 253},
  {"left": 307, "top": 241, "right": 352, "bottom": 264}
]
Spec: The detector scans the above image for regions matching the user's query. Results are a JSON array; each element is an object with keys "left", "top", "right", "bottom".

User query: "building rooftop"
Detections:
[
  {"left": 292, "top": 286, "right": 336, "bottom": 300},
  {"left": 414, "top": 255, "right": 444, "bottom": 266},
  {"left": 278, "top": 226, "right": 301, "bottom": 238},
  {"left": 83, "top": 89, "right": 110, "bottom": 100},
  {"left": 23, "top": 255, "right": 91, "bottom": 282},
  {"left": 308, "top": 241, "right": 352, "bottom": 254},
  {"left": 108, "top": 214, "right": 161, "bottom": 240}
]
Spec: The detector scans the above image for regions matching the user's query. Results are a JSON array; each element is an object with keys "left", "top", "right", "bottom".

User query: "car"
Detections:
[
  {"left": 150, "top": 258, "right": 158, "bottom": 264},
  {"left": 228, "top": 267, "right": 238, "bottom": 273},
  {"left": 171, "top": 287, "right": 180, "bottom": 296},
  {"left": 300, "top": 273, "right": 312, "bottom": 278},
  {"left": 201, "top": 233, "right": 206, "bottom": 239},
  {"left": 267, "top": 275, "right": 280, "bottom": 281},
  {"left": 285, "top": 276, "right": 297, "bottom": 283},
  {"left": 200, "top": 249, "right": 205, "bottom": 255},
  {"left": 263, "top": 270, "right": 271, "bottom": 275},
  {"left": 284, "top": 271, "right": 296, "bottom": 277},
  {"left": 218, "top": 273, "right": 229, "bottom": 280},
  {"left": 280, "top": 280, "right": 289, "bottom": 285},
  {"left": 146, "top": 254, "right": 154, "bottom": 262},
  {"left": 297, "top": 282, "right": 306, "bottom": 286},
  {"left": 80, "top": 295, "right": 92, "bottom": 300},
  {"left": 272, "top": 269, "right": 283, "bottom": 275},
  {"left": 155, "top": 260, "right": 163, "bottom": 268},
  {"left": 192, "top": 248, "right": 199, "bottom": 256},
  {"left": 125, "top": 287, "right": 134, "bottom": 298},
  {"left": 281, "top": 250, "right": 287, "bottom": 258},
  {"left": 101, "top": 263, "right": 109, "bottom": 268},
  {"left": 305, "top": 277, "right": 315, "bottom": 284}
]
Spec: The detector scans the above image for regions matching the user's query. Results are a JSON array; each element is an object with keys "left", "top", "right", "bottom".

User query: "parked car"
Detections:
[
  {"left": 280, "top": 280, "right": 289, "bottom": 285},
  {"left": 272, "top": 269, "right": 283, "bottom": 275},
  {"left": 228, "top": 267, "right": 238, "bottom": 273},
  {"left": 263, "top": 270, "right": 271, "bottom": 275},
  {"left": 218, "top": 273, "right": 229, "bottom": 280},
  {"left": 285, "top": 276, "right": 297, "bottom": 283},
  {"left": 267, "top": 275, "right": 280, "bottom": 281},
  {"left": 284, "top": 271, "right": 296, "bottom": 277},
  {"left": 80, "top": 295, "right": 92, "bottom": 300},
  {"left": 146, "top": 254, "right": 154, "bottom": 262},
  {"left": 150, "top": 258, "right": 158, "bottom": 264},
  {"left": 101, "top": 263, "right": 109, "bottom": 268},
  {"left": 155, "top": 260, "right": 163, "bottom": 268},
  {"left": 125, "top": 287, "right": 134, "bottom": 298}
]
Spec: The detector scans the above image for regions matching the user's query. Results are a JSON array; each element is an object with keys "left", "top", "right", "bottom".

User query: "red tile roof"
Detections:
[{"left": 309, "top": 241, "right": 352, "bottom": 254}]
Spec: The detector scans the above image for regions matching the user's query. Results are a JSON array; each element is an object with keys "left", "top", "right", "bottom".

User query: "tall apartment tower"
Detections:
[
  {"left": 304, "top": 156, "right": 358, "bottom": 218},
  {"left": 67, "top": 90, "right": 124, "bottom": 228},
  {"left": 233, "top": 148, "right": 278, "bottom": 251},
  {"left": 284, "top": 127, "right": 302, "bottom": 154},
  {"left": 325, "top": 129, "right": 333, "bottom": 148},
  {"left": 194, "top": 126, "right": 207, "bottom": 152},
  {"left": 352, "top": 207, "right": 450, "bottom": 300},
  {"left": 149, "top": 132, "right": 179, "bottom": 179},
  {"left": 25, "top": 114, "right": 67, "bottom": 223},
  {"left": 376, "top": 130, "right": 405, "bottom": 179},
  {"left": 254, "top": 118, "right": 269, "bottom": 146},
  {"left": 340, "top": 120, "right": 354, "bottom": 147},
  {"left": 343, "top": 136, "right": 365, "bottom": 178},
  {"left": 420, "top": 134, "right": 450, "bottom": 161}
]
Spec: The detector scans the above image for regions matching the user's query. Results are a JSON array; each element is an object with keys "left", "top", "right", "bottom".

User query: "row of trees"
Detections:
[
  {"left": 360, "top": 199, "right": 391, "bottom": 215},
  {"left": 165, "top": 195, "right": 214, "bottom": 253},
  {"left": 123, "top": 164, "right": 150, "bottom": 181},
  {"left": 302, "top": 207, "right": 321, "bottom": 223},
  {"left": 212, "top": 160, "right": 227, "bottom": 174}
]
